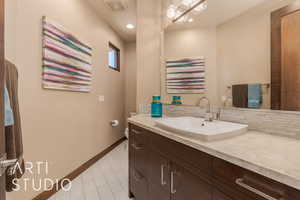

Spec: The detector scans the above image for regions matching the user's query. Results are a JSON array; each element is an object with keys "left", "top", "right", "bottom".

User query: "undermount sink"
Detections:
[{"left": 155, "top": 117, "right": 248, "bottom": 142}]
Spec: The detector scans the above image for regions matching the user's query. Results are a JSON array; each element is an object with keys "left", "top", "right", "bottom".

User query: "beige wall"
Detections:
[
  {"left": 163, "top": 27, "right": 218, "bottom": 106},
  {"left": 217, "top": 0, "right": 295, "bottom": 108},
  {"left": 6, "top": 0, "right": 126, "bottom": 199},
  {"left": 125, "top": 42, "right": 137, "bottom": 120},
  {"left": 136, "top": 0, "right": 163, "bottom": 111}
]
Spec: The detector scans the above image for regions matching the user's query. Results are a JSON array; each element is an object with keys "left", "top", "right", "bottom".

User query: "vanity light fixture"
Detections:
[
  {"left": 194, "top": 1, "right": 208, "bottom": 12},
  {"left": 167, "top": 4, "right": 177, "bottom": 19},
  {"left": 126, "top": 24, "right": 135, "bottom": 29},
  {"left": 167, "top": 0, "right": 208, "bottom": 23},
  {"left": 181, "top": 0, "right": 196, "bottom": 7},
  {"left": 188, "top": 18, "right": 194, "bottom": 22}
]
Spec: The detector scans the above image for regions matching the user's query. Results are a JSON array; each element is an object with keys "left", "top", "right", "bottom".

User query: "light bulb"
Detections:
[
  {"left": 181, "top": 0, "right": 197, "bottom": 6},
  {"left": 167, "top": 5, "right": 177, "bottom": 19},
  {"left": 188, "top": 18, "right": 194, "bottom": 22},
  {"left": 177, "top": 15, "right": 188, "bottom": 23},
  {"left": 126, "top": 24, "right": 135, "bottom": 29},
  {"left": 194, "top": 1, "right": 208, "bottom": 12}
]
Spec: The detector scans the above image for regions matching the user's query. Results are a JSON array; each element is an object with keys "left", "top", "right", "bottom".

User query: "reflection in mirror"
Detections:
[
  {"left": 272, "top": 2, "right": 300, "bottom": 111},
  {"left": 161, "top": 0, "right": 299, "bottom": 111}
]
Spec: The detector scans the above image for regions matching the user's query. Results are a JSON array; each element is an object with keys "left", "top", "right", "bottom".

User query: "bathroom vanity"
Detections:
[{"left": 128, "top": 115, "right": 300, "bottom": 200}]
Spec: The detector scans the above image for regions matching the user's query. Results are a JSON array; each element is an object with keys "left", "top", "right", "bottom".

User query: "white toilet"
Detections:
[
  {"left": 125, "top": 112, "right": 136, "bottom": 139},
  {"left": 125, "top": 128, "right": 129, "bottom": 139},
  {"left": 124, "top": 113, "right": 136, "bottom": 150}
]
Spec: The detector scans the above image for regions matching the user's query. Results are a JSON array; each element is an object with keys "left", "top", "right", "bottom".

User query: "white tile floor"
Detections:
[{"left": 48, "top": 141, "right": 131, "bottom": 200}]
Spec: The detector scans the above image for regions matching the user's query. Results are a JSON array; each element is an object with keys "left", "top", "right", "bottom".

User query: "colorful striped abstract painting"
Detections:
[
  {"left": 42, "top": 17, "right": 92, "bottom": 92},
  {"left": 166, "top": 57, "right": 205, "bottom": 94}
]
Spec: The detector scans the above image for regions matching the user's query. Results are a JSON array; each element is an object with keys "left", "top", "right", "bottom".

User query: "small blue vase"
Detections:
[
  {"left": 151, "top": 96, "right": 163, "bottom": 118},
  {"left": 171, "top": 96, "right": 182, "bottom": 105}
]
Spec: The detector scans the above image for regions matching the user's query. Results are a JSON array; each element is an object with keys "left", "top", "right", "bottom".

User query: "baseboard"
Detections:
[{"left": 32, "top": 137, "right": 126, "bottom": 200}]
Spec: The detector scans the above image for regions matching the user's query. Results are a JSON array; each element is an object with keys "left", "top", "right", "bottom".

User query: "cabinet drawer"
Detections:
[
  {"left": 129, "top": 124, "right": 150, "bottom": 180},
  {"left": 170, "top": 140, "right": 213, "bottom": 176},
  {"left": 150, "top": 131, "right": 213, "bottom": 183},
  {"left": 213, "top": 158, "right": 300, "bottom": 200},
  {"left": 130, "top": 124, "right": 149, "bottom": 145}
]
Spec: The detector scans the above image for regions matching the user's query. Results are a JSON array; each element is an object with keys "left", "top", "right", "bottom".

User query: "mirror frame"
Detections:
[{"left": 271, "top": 1, "right": 300, "bottom": 110}]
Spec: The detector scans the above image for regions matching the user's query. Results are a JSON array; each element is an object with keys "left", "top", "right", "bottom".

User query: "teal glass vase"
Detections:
[{"left": 151, "top": 96, "right": 163, "bottom": 118}]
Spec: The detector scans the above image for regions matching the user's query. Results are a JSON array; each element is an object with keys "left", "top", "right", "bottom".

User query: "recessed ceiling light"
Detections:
[{"left": 126, "top": 24, "right": 135, "bottom": 29}]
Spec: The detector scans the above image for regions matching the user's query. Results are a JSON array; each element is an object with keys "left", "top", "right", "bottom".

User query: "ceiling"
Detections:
[
  {"left": 86, "top": 0, "right": 137, "bottom": 42},
  {"left": 86, "top": 0, "right": 275, "bottom": 42}
]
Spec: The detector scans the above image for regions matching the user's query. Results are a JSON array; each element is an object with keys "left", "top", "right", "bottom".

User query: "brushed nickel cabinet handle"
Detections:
[
  {"left": 236, "top": 178, "right": 281, "bottom": 200},
  {"left": 161, "top": 164, "right": 167, "bottom": 186},
  {"left": 132, "top": 129, "right": 142, "bottom": 135},
  {"left": 171, "top": 171, "right": 176, "bottom": 194}
]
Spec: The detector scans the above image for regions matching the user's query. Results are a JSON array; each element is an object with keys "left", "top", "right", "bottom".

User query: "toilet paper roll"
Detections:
[{"left": 111, "top": 120, "right": 119, "bottom": 127}]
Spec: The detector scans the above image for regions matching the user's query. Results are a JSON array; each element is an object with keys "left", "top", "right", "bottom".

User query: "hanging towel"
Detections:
[
  {"left": 232, "top": 84, "right": 248, "bottom": 108},
  {"left": 4, "top": 86, "right": 14, "bottom": 126},
  {"left": 248, "top": 84, "right": 262, "bottom": 109},
  {"left": 5, "top": 60, "right": 25, "bottom": 192}
]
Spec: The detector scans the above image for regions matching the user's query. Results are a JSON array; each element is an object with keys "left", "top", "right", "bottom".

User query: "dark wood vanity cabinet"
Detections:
[
  {"left": 128, "top": 123, "right": 300, "bottom": 200},
  {"left": 128, "top": 125, "right": 149, "bottom": 200},
  {"left": 171, "top": 163, "right": 213, "bottom": 200},
  {"left": 213, "top": 189, "right": 234, "bottom": 200}
]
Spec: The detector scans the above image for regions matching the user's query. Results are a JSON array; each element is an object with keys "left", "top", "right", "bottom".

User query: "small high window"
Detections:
[{"left": 108, "top": 42, "right": 120, "bottom": 72}]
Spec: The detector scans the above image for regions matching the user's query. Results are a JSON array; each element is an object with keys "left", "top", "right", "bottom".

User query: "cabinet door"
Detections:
[
  {"left": 213, "top": 189, "right": 233, "bottom": 200},
  {"left": 132, "top": 169, "right": 149, "bottom": 200},
  {"left": 130, "top": 125, "right": 149, "bottom": 176},
  {"left": 132, "top": 145, "right": 149, "bottom": 200},
  {"left": 148, "top": 151, "right": 171, "bottom": 200},
  {"left": 171, "top": 164, "right": 212, "bottom": 200}
]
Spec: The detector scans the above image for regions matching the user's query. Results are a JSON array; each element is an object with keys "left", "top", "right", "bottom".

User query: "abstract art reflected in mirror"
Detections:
[
  {"left": 166, "top": 57, "right": 205, "bottom": 94},
  {"left": 42, "top": 16, "right": 93, "bottom": 93}
]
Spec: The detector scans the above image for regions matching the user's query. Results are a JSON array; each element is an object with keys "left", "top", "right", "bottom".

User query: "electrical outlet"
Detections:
[{"left": 98, "top": 95, "right": 105, "bottom": 102}]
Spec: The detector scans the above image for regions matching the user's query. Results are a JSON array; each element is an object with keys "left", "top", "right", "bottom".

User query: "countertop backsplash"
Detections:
[
  {"left": 220, "top": 108, "right": 300, "bottom": 139},
  {"left": 137, "top": 104, "right": 300, "bottom": 140}
]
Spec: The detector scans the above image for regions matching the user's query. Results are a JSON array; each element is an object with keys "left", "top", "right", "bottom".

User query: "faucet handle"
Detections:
[{"left": 205, "top": 112, "right": 214, "bottom": 122}]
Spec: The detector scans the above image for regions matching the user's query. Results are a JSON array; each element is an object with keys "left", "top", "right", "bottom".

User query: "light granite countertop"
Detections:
[{"left": 128, "top": 114, "right": 300, "bottom": 191}]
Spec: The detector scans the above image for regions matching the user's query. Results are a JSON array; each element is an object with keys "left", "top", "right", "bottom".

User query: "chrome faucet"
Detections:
[
  {"left": 199, "top": 97, "right": 213, "bottom": 122},
  {"left": 199, "top": 97, "right": 221, "bottom": 121}
]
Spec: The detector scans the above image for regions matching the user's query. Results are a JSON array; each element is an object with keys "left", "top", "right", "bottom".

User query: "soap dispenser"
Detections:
[{"left": 151, "top": 96, "right": 163, "bottom": 118}]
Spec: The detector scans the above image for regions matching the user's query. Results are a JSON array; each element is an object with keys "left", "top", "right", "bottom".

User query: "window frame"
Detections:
[{"left": 108, "top": 42, "right": 120, "bottom": 72}]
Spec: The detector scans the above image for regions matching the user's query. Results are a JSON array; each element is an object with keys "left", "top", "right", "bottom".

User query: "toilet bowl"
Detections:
[{"left": 125, "top": 128, "right": 129, "bottom": 139}]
